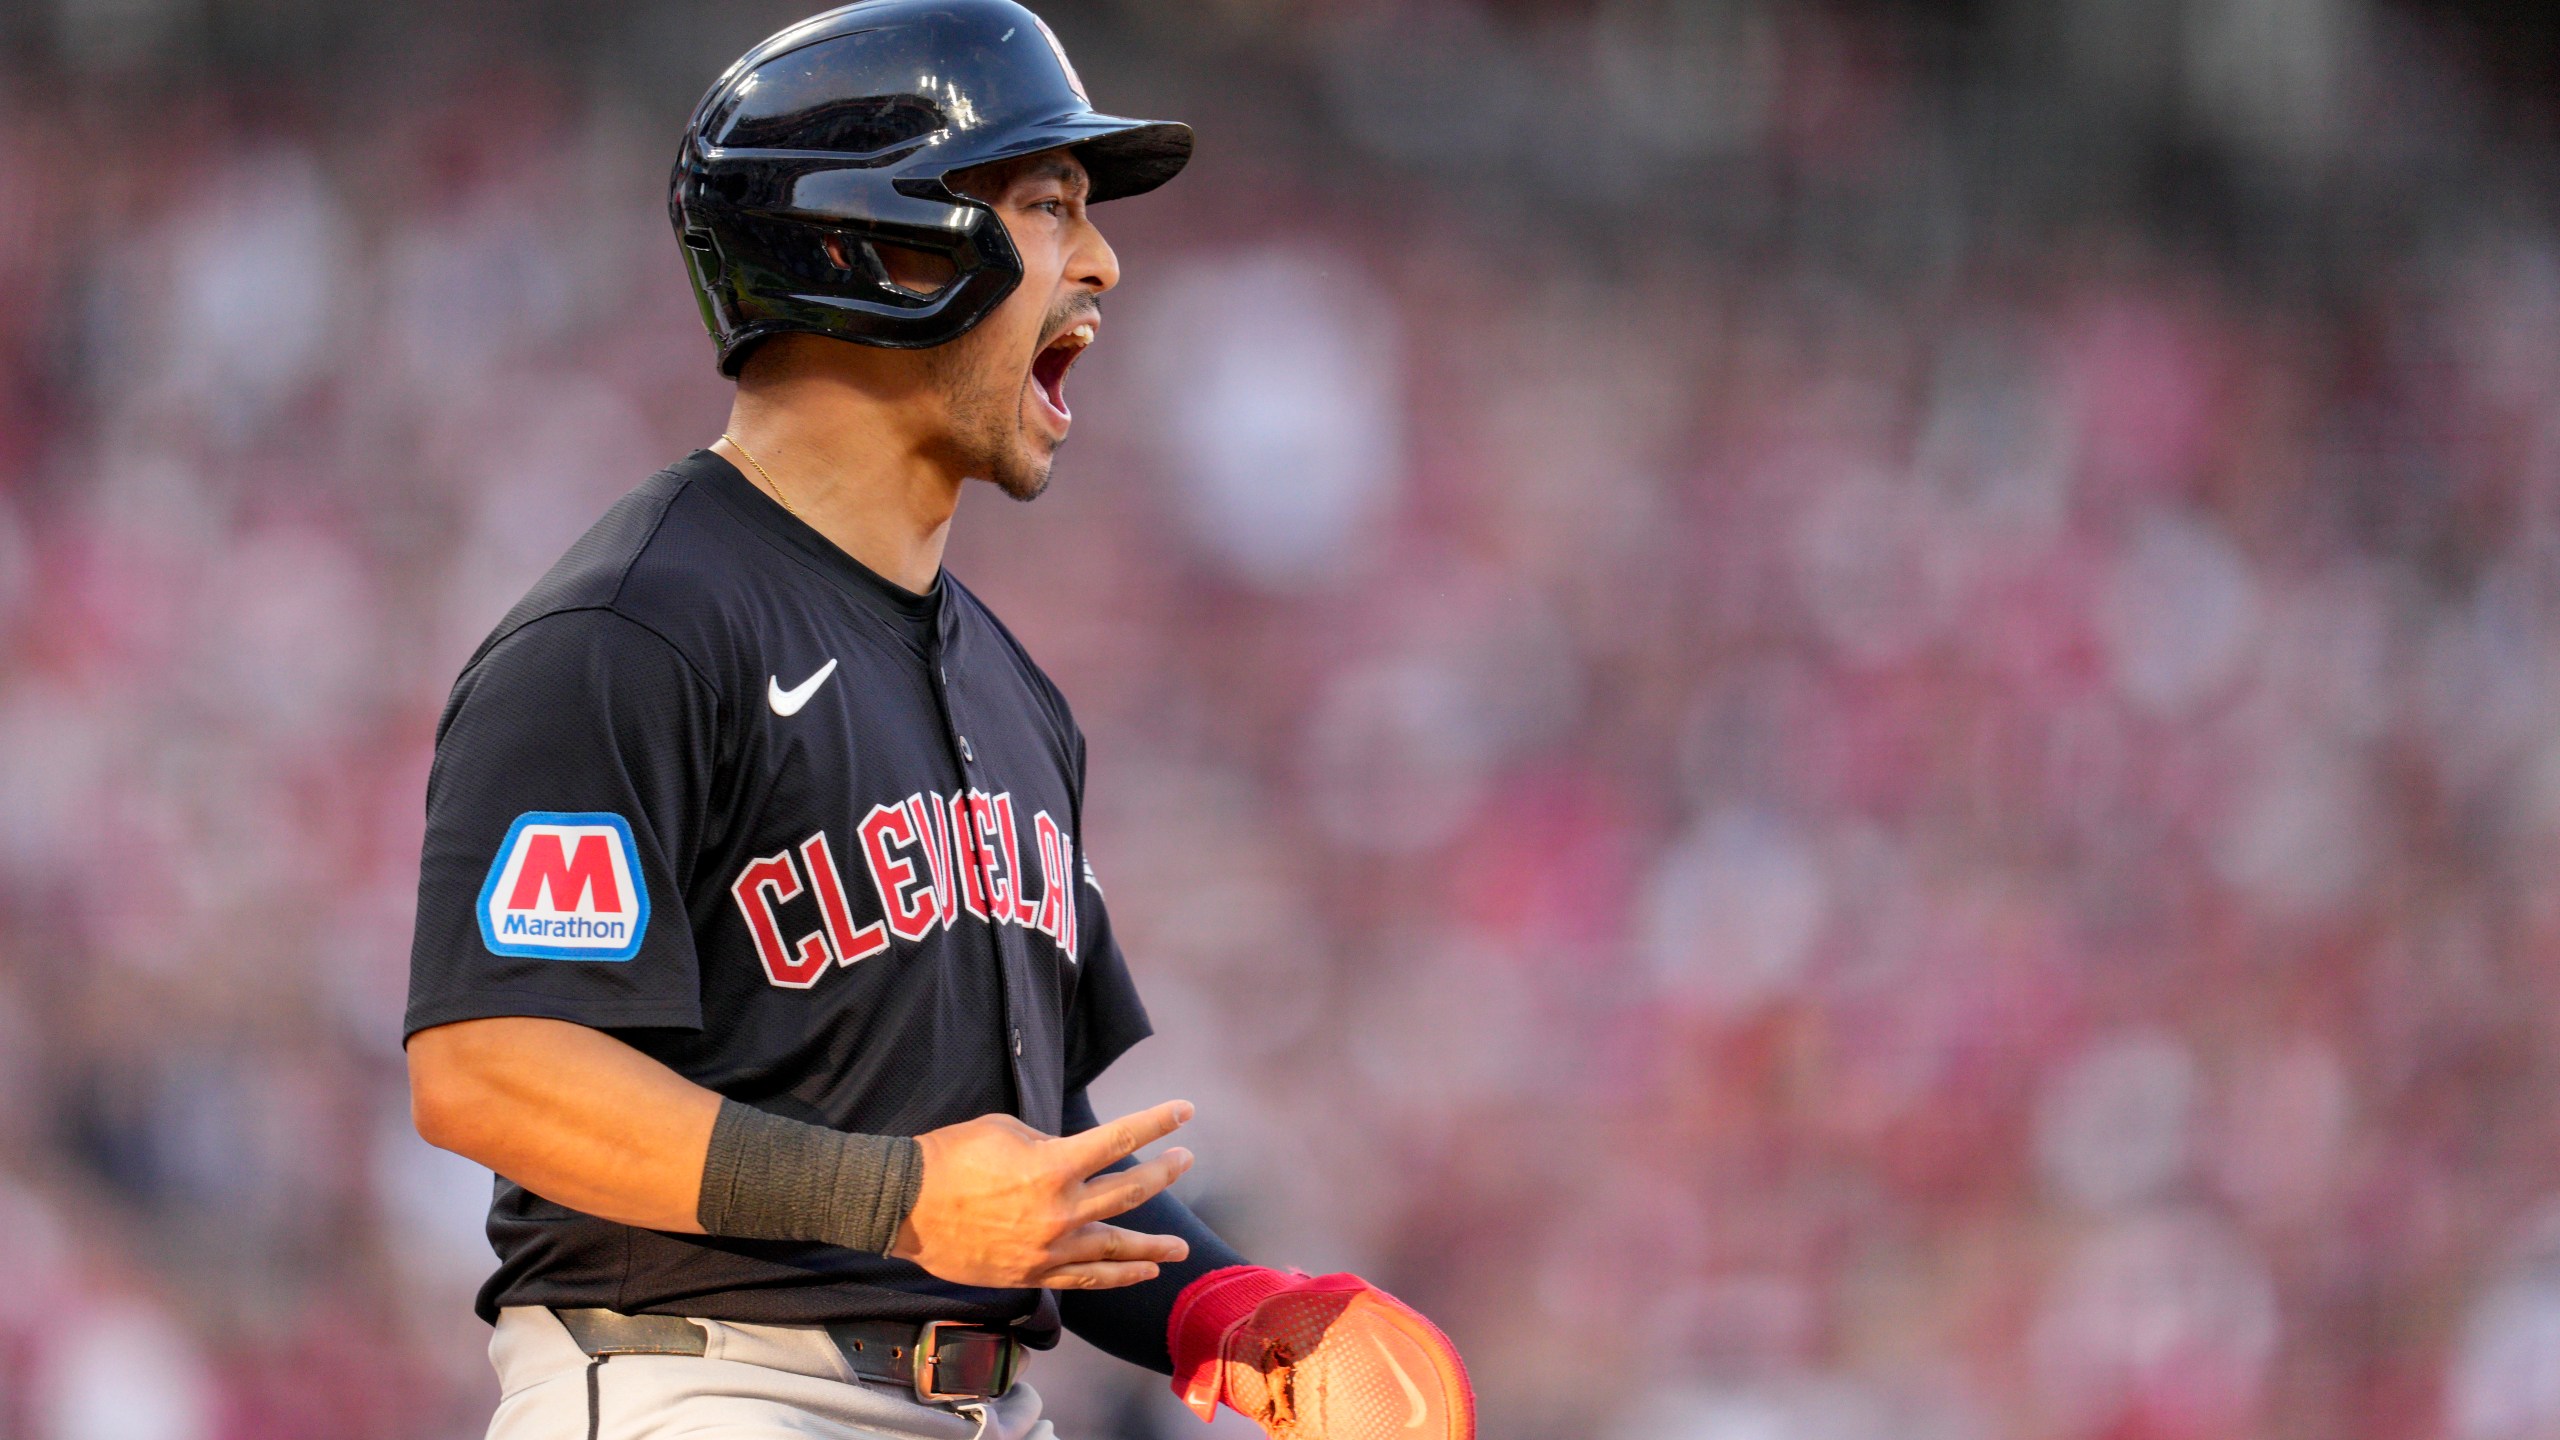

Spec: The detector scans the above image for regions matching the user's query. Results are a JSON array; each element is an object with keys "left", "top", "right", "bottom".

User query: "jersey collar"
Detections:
[{"left": 687, "top": 449, "right": 948, "bottom": 656}]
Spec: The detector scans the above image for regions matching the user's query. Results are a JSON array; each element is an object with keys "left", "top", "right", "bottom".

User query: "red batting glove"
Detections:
[{"left": 1167, "top": 1266, "right": 1475, "bottom": 1439}]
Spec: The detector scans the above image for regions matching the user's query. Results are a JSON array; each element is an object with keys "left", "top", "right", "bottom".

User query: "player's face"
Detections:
[{"left": 916, "top": 151, "right": 1120, "bottom": 502}]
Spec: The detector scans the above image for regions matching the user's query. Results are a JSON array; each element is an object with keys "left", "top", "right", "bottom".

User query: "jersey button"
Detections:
[
  {"left": 958, "top": 735, "right": 975, "bottom": 762},
  {"left": 1009, "top": 1026, "right": 1022, "bottom": 1057}
]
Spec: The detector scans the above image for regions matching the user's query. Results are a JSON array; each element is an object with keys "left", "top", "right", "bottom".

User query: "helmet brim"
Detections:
[{"left": 938, "top": 113, "right": 1193, "bottom": 203}]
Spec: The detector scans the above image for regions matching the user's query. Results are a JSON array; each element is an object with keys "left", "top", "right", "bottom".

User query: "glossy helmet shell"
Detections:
[{"left": 670, "top": 0, "right": 1191, "bottom": 373}]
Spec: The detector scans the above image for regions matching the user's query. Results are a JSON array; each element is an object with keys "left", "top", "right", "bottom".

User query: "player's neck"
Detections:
[{"left": 715, "top": 384, "right": 962, "bottom": 597}]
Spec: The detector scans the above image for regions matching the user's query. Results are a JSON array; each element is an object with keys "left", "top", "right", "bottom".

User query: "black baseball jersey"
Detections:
[{"left": 404, "top": 449, "right": 1151, "bottom": 1341}]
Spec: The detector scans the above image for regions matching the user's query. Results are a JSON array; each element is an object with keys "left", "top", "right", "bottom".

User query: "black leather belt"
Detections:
[{"left": 550, "top": 1309, "right": 1023, "bottom": 1403}]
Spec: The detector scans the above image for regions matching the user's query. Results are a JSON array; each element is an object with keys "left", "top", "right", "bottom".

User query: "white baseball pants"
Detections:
[{"left": 484, "top": 1306, "right": 1058, "bottom": 1440}]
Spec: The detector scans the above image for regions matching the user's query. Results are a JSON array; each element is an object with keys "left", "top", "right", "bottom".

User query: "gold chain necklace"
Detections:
[{"left": 721, "top": 433, "right": 801, "bottom": 521}]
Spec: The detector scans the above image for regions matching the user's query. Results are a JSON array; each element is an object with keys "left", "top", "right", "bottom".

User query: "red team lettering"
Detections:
[
  {"left": 994, "top": 795, "right": 1040, "bottom": 929},
  {"left": 904, "top": 795, "right": 958, "bottom": 927},
  {"left": 1033, "top": 812, "right": 1067, "bottom": 942},
  {"left": 731, "top": 849, "right": 830, "bottom": 988},
  {"left": 858, "top": 802, "right": 940, "bottom": 941},
  {"left": 800, "top": 830, "right": 887, "bottom": 968},
  {"left": 950, "top": 791, "right": 990, "bottom": 920},
  {"left": 730, "top": 790, "right": 1076, "bottom": 990},
  {"left": 969, "top": 792, "right": 1011, "bottom": 916}
]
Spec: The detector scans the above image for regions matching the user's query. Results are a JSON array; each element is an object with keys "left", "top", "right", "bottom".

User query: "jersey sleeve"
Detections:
[
  {"left": 1062, "top": 733, "right": 1153, "bottom": 1094},
  {"left": 404, "top": 609, "right": 720, "bottom": 1039}
]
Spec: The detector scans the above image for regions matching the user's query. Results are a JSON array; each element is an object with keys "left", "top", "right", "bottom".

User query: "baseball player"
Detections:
[{"left": 400, "top": 3, "right": 1474, "bottom": 1438}]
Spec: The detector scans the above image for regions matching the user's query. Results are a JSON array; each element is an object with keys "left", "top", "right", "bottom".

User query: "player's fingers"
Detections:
[
  {"left": 1069, "top": 1148, "right": 1193, "bottom": 1222},
  {"left": 1034, "top": 1259, "right": 1165, "bottom": 1290},
  {"left": 1051, "top": 1100, "right": 1192, "bottom": 1175},
  {"left": 1048, "top": 1221, "right": 1190, "bottom": 1268}
]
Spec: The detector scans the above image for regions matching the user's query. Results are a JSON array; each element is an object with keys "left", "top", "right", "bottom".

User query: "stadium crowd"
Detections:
[{"left": 1, "top": 0, "right": 2558, "bottom": 1436}]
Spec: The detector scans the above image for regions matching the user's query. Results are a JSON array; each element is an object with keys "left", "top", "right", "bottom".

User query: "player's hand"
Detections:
[{"left": 888, "top": 1100, "right": 1196, "bottom": 1289}]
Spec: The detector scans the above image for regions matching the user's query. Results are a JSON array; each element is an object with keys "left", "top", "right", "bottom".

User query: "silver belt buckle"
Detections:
[{"left": 913, "top": 1319, "right": 1016, "bottom": 1402}]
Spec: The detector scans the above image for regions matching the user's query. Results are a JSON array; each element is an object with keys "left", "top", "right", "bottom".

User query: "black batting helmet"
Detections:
[{"left": 669, "top": 0, "right": 1191, "bottom": 374}]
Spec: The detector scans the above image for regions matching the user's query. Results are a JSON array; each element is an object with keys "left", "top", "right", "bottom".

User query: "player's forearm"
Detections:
[
  {"left": 1059, "top": 1184, "right": 1248, "bottom": 1371},
  {"left": 407, "top": 1015, "right": 720, "bottom": 1233},
  {"left": 1056, "top": 1088, "right": 1249, "bottom": 1371},
  {"left": 407, "top": 1018, "right": 1181, "bottom": 1276},
  {"left": 407, "top": 1018, "right": 923, "bottom": 1252}
]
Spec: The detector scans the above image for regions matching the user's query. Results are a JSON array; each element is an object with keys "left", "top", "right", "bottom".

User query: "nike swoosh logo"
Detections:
[
  {"left": 767, "top": 659, "right": 839, "bottom": 717},
  {"left": 1372, "top": 1334, "right": 1428, "bottom": 1430}
]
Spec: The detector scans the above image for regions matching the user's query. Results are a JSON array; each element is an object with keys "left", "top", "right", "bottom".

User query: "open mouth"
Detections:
[{"left": 1030, "top": 319, "right": 1097, "bottom": 427}]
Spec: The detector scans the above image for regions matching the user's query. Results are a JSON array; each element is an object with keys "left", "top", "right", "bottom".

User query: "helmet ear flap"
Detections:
[
  {"left": 818, "top": 232, "right": 957, "bottom": 301},
  {"left": 678, "top": 227, "right": 726, "bottom": 338},
  {"left": 816, "top": 232, "right": 887, "bottom": 290},
  {"left": 693, "top": 178, "right": 1025, "bottom": 372},
  {"left": 677, "top": 156, "right": 1023, "bottom": 360}
]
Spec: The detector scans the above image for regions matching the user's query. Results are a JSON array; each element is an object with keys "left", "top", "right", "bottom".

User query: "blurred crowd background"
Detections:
[{"left": 2, "top": 0, "right": 2560, "bottom": 1436}]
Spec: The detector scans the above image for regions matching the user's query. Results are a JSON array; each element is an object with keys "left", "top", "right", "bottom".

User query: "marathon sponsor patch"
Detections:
[{"left": 478, "top": 812, "right": 649, "bottom": 961}]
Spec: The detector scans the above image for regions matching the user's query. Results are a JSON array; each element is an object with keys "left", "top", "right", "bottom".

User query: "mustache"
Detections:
[{"left": 1040, "top": 297, "right": 1100, "bottom": 345}]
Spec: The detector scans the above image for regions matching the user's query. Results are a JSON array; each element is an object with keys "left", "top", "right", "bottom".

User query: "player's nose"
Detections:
[{"left": 1073, "top": 216, "right": 1121, "bottom": 296}]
